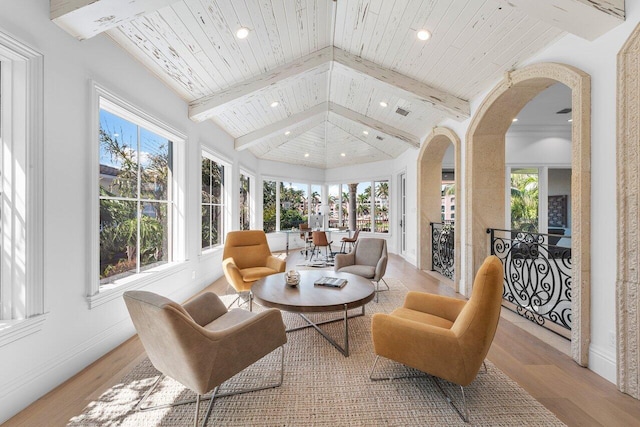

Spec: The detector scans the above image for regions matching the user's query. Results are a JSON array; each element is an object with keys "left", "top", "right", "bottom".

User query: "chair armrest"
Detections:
[
  {"left": 266, "top": 255, "right": 286, "bottom": 272},
  {"left": 183, "top": 292, "right": 228, "bottom": 326},
  {"left": 403, "top": 291, "right": 467, "bottom": 323},
  {"left": 222, "top": 257, "right": 244, "bottom": 291},
  {"left": 373, "top": 256, "right": 388, "bottom": 281},
  {"left": 334, "top": 251, "right": 355, "bottom": 271}
]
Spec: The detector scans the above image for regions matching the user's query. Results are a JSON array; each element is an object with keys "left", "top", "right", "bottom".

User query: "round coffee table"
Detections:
[{"left": 252, "top": 270, "right": 375, "bottom": 356}]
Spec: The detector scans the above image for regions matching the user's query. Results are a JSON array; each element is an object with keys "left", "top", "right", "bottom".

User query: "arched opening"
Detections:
[
  {"left": 417, "top": 127, "right": 461, "bottom": 291},
  {"left": 466, "top": 63, "right": 591, "bottom": 366},
  {"left": 617, "top": 22, "right": 640, "bottom": 399}
]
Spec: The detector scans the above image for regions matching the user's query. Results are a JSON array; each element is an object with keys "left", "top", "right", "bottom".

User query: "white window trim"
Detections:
[
  {"left": 200, "top": 148, "right": 232, "bottom": 255},
  {"left": 88, "top": 83, "right": 187, "bottom": 309},
  {"left": 0, "top": 30, "right": 45, "bottom": 346},
  {"left": 239, "top": 167, "right": 255, "bottom": 230}
]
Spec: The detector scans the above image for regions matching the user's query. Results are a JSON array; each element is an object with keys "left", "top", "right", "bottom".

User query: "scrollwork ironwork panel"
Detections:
[
  {"left": 431, "top": 222, "right": 454, "bottom": 280},
  {"left": 488, "top": 228, "right": 572, "bottom": 333}
]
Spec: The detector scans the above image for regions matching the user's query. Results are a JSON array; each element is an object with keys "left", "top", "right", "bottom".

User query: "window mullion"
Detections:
[{"left": 136, "top": 125, "right": 141, "bottom": 274}]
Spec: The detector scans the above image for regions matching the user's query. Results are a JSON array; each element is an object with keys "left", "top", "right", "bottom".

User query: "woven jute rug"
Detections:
[{"left": 68, "top": 279, "right": 565, "bottom": 426}]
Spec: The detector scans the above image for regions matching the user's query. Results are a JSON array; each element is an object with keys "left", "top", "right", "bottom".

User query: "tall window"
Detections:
[
  {"left": 338, "top": 181, "right": 390, "bottom": 233},
  {"left": 202, "top": 153, "right": 226, "bottom": 249},
  {"left": 99, "top": 108, "right": 173, "bottom": 285},
  {"left": 328, "top": 185, "right": 340, "bottom": 228},
  {"left": 263, "top": 180, "right": 277, "bottom": 233},
  {"left": 239, "top": 172, "right": 251, "bottom": 230},
  {"left": 0, "top": 31, "right": 44, "bottom": 332},
  {"left": 510, "top": 168, "right": 539, "bottom": 232},
  {"left": 280, "top": 182, "right": 307, "bottom": 229},
  {"left": 374, "top": 180, "right": 389, "bottom": 233}
]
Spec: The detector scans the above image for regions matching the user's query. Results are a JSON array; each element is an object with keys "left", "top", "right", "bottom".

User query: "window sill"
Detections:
[
  {"left": 199, "top": 245, "right": 223, "bottom": 260},
  {"left": 0, "top": 314, "right": 48, "bottom": 348},
  {"left": 87, "top": 262, "right": 188, "bottom": 309}
]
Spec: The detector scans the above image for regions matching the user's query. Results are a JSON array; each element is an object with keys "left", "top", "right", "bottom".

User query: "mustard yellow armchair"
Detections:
[
  {"left": 370, "top": 255, "right": 503, "bottom": 422},
  {"left": 222, "top": 230, "right": 286, "bottom": 309}
]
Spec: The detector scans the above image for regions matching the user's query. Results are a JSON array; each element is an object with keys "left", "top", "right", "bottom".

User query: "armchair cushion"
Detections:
[
  {"left": 337, "top": 265, "right": 375, "bottom": 279},
  {"left": 240, "top": 266, "right": 282, "bottom": 282}
]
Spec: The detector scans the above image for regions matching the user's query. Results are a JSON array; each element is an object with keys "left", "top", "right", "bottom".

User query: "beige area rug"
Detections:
[{"left": 68, "top": 279, "right": 565, "bottom": 426}]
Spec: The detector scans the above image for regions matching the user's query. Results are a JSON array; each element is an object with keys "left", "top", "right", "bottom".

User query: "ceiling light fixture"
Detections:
[
  {"left": 568, "top": 118, "right": 573, "bottom": 122},
  {"left": 362, "top": 130, "right": 369, "bottom": 135},
  {"left": 304, "top": 153, "right": 310, "bottom": 157},
  {"left": 417, "top": 29, "right": 431, "bottom": 41},
  {"left": 379, "top": 101, "right": 388, "bottom": 107},
  {"left": 512, "top": 118, "right": 518, "bottom": 122},
  {"left": 284, "top": 131, "right": 291, "bottom": 135},
  {"left": 341, "top": 153, "right": 346, "bottom": 157},
  {"left": 270, "top": 101, "right": 279, "bottom": 108},
  {"left": 236, "top": 27, "right": 250, "bottom": 39}
]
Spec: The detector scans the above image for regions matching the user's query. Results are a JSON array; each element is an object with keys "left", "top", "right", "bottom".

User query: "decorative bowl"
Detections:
[{"left": 285, "top": 270, "right": 300, "bottom": 287}]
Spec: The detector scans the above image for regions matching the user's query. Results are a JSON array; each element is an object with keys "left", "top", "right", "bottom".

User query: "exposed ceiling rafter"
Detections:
[
  {"left": 496, "top": 0, "right": 624, "bottom": 41},
  {"left": 50, "top": 0, "right": 176, "bottom": 41},
  {"left": 234, "top": 101, "right": 420, "bottom": 152},
  {"left": 189, "top": 47, "right": 470, "bottom": 124},
  {"left": 234, "top": 102, "right": 328, "bottom": 151}
]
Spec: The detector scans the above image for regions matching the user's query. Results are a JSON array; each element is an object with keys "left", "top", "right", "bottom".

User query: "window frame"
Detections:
[
  {"left": 88, "top": 83, "right": 187, "bottom": 308},
  {"left": 239, "top": 167, "right": 255, "bottom": 230},
  {"left": 0, "top": 30, "right": 45, "bottom": 346},
  {"left": 201, "top": 149, "right": 232, "bottom": 253}
]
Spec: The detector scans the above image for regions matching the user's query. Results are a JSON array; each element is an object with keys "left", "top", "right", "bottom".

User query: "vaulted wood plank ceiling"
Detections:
[{"left": 52, "top": 0, "right": 625, "bottom": 169}]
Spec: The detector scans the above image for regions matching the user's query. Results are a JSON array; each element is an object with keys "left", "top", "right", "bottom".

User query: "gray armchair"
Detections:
[
  {"left": 334, "top": 238, "right": 388, "bottom": 302},
  {"left": 123, "top": 290, "right": 287, "bottom": 427}
]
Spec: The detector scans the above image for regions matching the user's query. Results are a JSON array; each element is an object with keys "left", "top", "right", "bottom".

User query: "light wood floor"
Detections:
[{"left": 6, "top": 251, "right": 640, "bottom": 426}]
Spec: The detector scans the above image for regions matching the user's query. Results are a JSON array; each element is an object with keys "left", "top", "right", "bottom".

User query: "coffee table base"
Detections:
[{"left": 285, "top": 304, "right": 365, "bottom": 357}]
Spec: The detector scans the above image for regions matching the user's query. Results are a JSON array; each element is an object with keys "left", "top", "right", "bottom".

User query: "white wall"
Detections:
[
  {"left": 0, "top": 0, "right": 636, "bottom": 421},
  {"left": 0, "top": 0, "right": 259, "bottom": 422}
]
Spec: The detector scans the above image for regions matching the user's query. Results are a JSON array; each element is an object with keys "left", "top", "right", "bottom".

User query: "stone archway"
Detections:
[
  {"left": 466, "top": 63, "right": 591, "bottom": 367},
  {"left": 417, "top": 127, "right": 462, "bottom": 291},
  {"left": 617, "top": 22, "right": 640, "bottom": 399}
]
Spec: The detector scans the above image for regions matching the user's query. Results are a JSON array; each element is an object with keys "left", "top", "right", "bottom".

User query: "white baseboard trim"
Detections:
[
  {"left": 0, "top": 279, "right": 209, "bottom": 424},
  {"left": 0, "top": 317, "right": 134, "bottom": 423},
  {"left": 589, "top": 343, "right": 617, "bottom": 385}
]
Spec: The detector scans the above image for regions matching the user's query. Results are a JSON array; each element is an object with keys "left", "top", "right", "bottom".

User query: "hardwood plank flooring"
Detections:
[{"left": 5, "top": 251, "right": 640, "bottom": 427}]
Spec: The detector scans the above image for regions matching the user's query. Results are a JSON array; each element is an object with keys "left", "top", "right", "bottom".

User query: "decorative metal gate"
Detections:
[
  {"left": 487, "top": 228, "right": 572, "bottom": 338},
  {"left": 430, "top": 221, "right": 454, "bottom": 280}
]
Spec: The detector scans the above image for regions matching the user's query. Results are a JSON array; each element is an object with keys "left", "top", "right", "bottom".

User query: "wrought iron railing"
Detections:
[
  {"left": 430, "top": 221, "right": 454, "bottom": 280},
  {"left": 487, "top": 228, "right": 572, "bottom": 338}
]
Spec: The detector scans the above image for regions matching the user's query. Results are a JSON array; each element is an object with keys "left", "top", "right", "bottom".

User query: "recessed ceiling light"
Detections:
[
  {"left": 236, "top": 27, "right": 250, "bottom": 39},
  {"left": 379, "top": 101, "right": 388, "bottom": 107},
  {"left": 568, "top": 118, "right": 573, "bottom": 122},
  {"left": 270, "top": 101, "right": 279, "bottom": 108},
  {"left": 304, "top": 153, "right": 310, "bottom": 157},
  {"left": 512, "top": 118, "right": 518, "bottom": 122},
  {"left": 341, "top": 153, "right": 346, "bottom": 157},
  {"left": 284, "top": 131, "right": 291, "bottom": 135},
  {"left": 362, "top": 130, "right": 369, "bottom": 135},
  {"left": 417, "top": 29, "right": 431, "bottom": 41}
]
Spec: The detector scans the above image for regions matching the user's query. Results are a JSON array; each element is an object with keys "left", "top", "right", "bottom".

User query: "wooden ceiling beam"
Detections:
[
  {"left": 190, "top": 47, "right": 333, "bottom": 123},
  {"left": 496, "top": 0, "right": 624, "bottom": 41},
  {"left": 190, "top": 46, "right": 470, "bottom": 123},
  {"left": 234, "top": 102, "right": 328, "bottom": 151},
  {"left": 51, "top": 0, "right": 175, "bottom": 41},
  {"left": 328, "top": 102, "right": 420, "bottom": 149},
  {"left": 331, "top": 47, "right": 470, "bottom": 121}
]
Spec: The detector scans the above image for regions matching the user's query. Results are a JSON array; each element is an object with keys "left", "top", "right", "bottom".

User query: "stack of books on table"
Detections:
[{"left": 314, "top": 276, "right": 347, "bottom": 288}]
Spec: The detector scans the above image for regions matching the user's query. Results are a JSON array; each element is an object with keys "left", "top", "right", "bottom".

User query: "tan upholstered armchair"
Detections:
[
  {"left": 123, "top": 290, "right": 287, "bottom": 427},
  {"left": 370, "top": 255, "right": 504, "bottom": 422},
  {"left": 222, "top": 230, "right": 286, "bottom": 308},
  {"left": 334, "top": 238, "right": 388, "bottom": 301}
]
